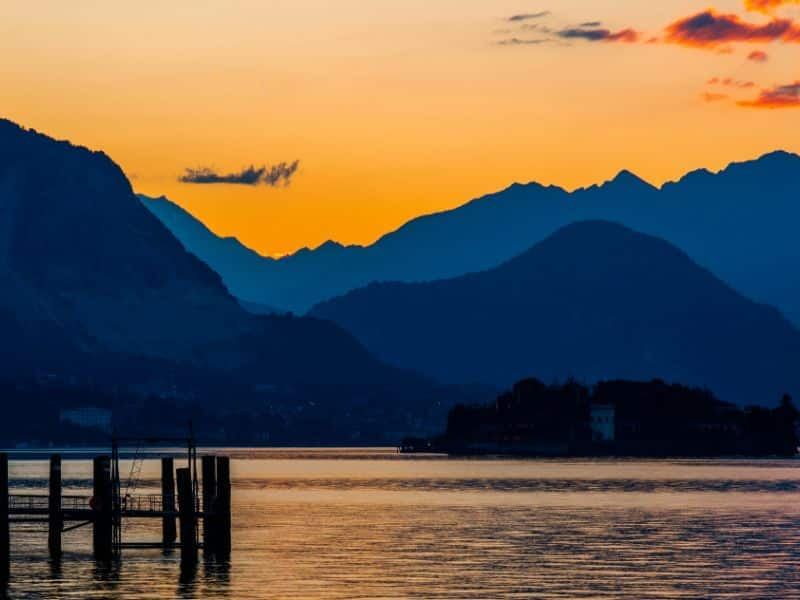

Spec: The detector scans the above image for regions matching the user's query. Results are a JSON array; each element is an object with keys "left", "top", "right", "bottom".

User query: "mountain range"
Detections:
[
  {"left": 141, "top": 151, "right": 800, "bottom": 324},
  {"left": 2, "top": 115, "right": 797, "bottom": 432},
  {"left": 312, "top": 221, "right": 800, "bottom": 405},
  {"left": 0, "top": 118, "right": 413, "bottom": 388}
]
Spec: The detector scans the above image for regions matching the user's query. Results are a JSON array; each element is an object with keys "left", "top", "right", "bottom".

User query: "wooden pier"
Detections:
[{"left": 0, "top": 435, "right": 231, "bottom": 583}]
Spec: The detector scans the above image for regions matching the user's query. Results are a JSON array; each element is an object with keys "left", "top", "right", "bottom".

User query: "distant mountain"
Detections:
[
  {"left": 311, "top": 221, "right": 800, "bottom": 405},
  {"left": 141, "top": 151, "right": 800, "bottom": 324},
  {"left": 237, "top": 299, "right": 284, "bottom": 316},
  {"left": 139, "top": 195, "right": 284, "bottom": 310},
  {"left": 0, "top": 118, "right": 411, "bottom": 387}
]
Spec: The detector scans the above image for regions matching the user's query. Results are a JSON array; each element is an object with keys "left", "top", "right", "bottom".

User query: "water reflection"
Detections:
[
  {"left": 202, "top": 558, "right": 231, "bottom": 597},
  {"left": 177, "top": 559, "right": 197, "bottom": 597},
  {"left": 4, "top": 450, "right": 800, "bottom": 598}
]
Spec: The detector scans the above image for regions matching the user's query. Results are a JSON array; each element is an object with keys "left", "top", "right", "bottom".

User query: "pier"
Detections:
[{"left": 0, "top": 434, "right": 231, "bottom": 583}]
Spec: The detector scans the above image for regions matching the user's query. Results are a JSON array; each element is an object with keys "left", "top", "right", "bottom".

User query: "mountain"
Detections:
[
  {"left": 141, "top": 152, "right": 800, "bottom": 323},
  {"left": 311, "top": 221, "right": 800, "bottom": 405},
  {"left": 140, "top": 195, "right": 282, "bottom": 311},
  {"left": 0, "top": 118, "right": 410, "bottom": 387}
]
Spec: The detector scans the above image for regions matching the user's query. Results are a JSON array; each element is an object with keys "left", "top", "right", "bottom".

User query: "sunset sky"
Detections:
[{"left": 3, "top": 0, "right": 799, "bottom": 256}]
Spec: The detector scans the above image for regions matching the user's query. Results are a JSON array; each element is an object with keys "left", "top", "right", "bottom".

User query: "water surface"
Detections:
[{"left": 5, "top": 448, "right": 800, "bottom": 598}]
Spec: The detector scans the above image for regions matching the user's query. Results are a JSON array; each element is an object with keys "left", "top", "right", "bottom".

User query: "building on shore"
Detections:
[
  {"left": 590, "top": 404, "right": 615, "bottom": 442},
  {"left": 59, "top": 407, "right": 113, "bottom": 433}
]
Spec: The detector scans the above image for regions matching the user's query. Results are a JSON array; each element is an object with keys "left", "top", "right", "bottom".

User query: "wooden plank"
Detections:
[
  {"left": 48, "top": 454, "right": 62, "bottom": 558},
  {"left": 215, "top": 456, "right": 231, "bottom": 557},
  {"left": 176, "top": 468, "right": 197, "bottom": 564},
  {"left": 161, "top": 457, "right": 176, "bottom": 545}
]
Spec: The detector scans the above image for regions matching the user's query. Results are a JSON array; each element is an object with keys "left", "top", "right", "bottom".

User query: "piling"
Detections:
[
  {"left": 0, "top": 448, "right": 231, "bottom": 578},
  {"left": 176, "top": 468, "right": 197, "bottom": 563},
  {"left": 48, "top": 454, "right": 62, "bottom": 558},
  {"left": 92, "top": 456, "right": 113, "bottom": 561},
  {"left": 215, "top": 456, "right": 231, "bottom": 557},
  {"left": 0, "top": 453, "right": 9, "bottom": 583},
  {"left": 161, "top": 457, "right": 176, "bottom": 546},
  {"left": 201, "top": 455, "right": 216, "bottom": 553}
]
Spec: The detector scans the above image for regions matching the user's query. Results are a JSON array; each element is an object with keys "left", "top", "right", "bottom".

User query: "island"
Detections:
[{"left": 403, "top": 379, "right": 798, "bottom": 457}]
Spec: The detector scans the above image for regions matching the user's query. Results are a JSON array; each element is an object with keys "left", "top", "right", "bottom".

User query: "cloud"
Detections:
[
  {"left": 664, "top": 10, "right": 800, "bottom": 48},
  {"left": 521, "top": 23, "right": 554, "bottom": 34},
  {"left": 508, "top": 12, "right": 550, "bottom": 22},
  {"left": 497, "top": 37, "right": 550, "bottom": 45},
  {"left": 500, "top": 12, "right": 637, "bottom": 46},
  {"left": 557, "top": 26, "right": 640, "bottom": 43},
  {"left": 738, "top": 81, "right": 800, "bottom": 108},
  {"left": 262, "top": 161, "right": 301, "bottom": 186},
  {"left": 747, "top": 49, "right": 770, "bottom": 61},
  {"left": 708, "top": 77, "right": 756, "bottom": 88},
  {"left": 179, "top": 161, "right": 300, "bottom": 186},
  {"left": 745, "top": 0, "right": 800, "bottom": 14}
]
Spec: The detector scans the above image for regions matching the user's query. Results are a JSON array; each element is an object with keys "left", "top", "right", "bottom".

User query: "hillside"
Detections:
[
  {"left": 312, "top": 221, "right": 800, "bottom": 405},
  {"left": 0, "top": 118, "right": 410, "bottom": 386}
]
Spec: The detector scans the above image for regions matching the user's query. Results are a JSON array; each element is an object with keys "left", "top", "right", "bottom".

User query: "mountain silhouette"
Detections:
[
  {"left": 142, "top": 151, "right": 800, "bottom": 324},
  {"left": 311, "top": 221, "right": 800, "bottom": 405},
  {"left": 0, "top": 118, "right": 412, "bottom": 386}
]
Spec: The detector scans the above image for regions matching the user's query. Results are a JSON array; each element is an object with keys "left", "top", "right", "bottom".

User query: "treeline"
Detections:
[
  {"left": 431, "top": 378, "right": 798, "bottom": 457},
  {"left": 0, "top": 376, "right": 483, "bottom": 447}
]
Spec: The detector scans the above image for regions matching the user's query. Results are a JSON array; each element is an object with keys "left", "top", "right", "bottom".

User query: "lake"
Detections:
[{"left": 4, "top": 448, "right": 800, "bottom": 598}]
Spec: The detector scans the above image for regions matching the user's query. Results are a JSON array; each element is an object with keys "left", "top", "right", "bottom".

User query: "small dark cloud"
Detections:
[
  {"left": 497, "top": 37, "right": 550, "bottom": 46},
  {"left": 263, "top": 161, "right": 301, "bottom": 186},
  {"left": 500, "top": 12, "right": 637, "bottom": 47},
  {"left": 508, "top": 11, "right": 550, "bottom": 22},
  {"left": 738, "top": 81, "right": 800, "bottom": 108},
  {"left": 708, "top": 77, "right": 756, "bottom": 88},
  {"left": 179, "top": 161, "right": 300, "bottom": 186},
  {"left": 748, "top": 49, "right": 769, "bottom": 62},
  {"left": 664, "top": 10, "right": 800, "bottom": 48},
  {"left": 557, "top": 27, "right": 640, "bottom": 43}
]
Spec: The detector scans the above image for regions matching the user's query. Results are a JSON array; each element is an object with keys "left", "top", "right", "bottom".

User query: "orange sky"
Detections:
[{"left": 2, "top": 0, "right": 799, "bottom": 256}]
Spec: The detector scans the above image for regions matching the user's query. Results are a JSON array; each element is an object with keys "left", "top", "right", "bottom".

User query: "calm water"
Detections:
[{"left": 4, "top": 448, "right": 800, "bottom": 599}]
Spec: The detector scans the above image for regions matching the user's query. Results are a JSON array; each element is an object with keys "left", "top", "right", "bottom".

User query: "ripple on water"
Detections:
[{"left": 4, "top": 452, "right": 800, "bottom": 599}]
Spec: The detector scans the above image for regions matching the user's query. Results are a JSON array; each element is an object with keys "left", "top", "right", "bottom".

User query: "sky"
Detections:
[{"left": 2, "top": 0, "right": 799, "bottom": 257}]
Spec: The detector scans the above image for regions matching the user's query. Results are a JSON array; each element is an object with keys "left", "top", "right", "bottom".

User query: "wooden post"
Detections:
[
  {"left": 48, "top": 454, "right": 62, "bottom": 558},
  {"left": 0, "top": 453, "right": 9, "bottom": 583},
  {"left": 201, "top": 456, "right": 216, "bottom": 554},
  {"left": 92, "top": 456, "right": 113, "bottom": 561},
  {"left": 176, "top": 468, "right": 197, "bottom": 563},
  {"left": 161, "top": 457, "right": 176, "bottom": 546},
  {"left": 215, "top": 456, "right": 231, "bottom": 557}
]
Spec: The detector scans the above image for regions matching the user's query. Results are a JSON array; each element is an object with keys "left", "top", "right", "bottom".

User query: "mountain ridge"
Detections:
[
  {"left": 141, "top": 150, "right": 800, "bottom": 322},
  {"left": 311, "top": 220, "right": 800, "bottom": 406},
  {"left": 0, "top": 117, "right": 421, "bottom": 387}
]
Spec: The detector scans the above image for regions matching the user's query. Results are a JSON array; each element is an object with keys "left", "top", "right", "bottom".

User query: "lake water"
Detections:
[{"left": 4, "top": 448, "right": 800, "bottom": 599}]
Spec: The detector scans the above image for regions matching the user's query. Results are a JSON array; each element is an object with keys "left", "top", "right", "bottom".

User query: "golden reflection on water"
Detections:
[{"left": 5, "top": 448, "right": 800, "bottom": 599}]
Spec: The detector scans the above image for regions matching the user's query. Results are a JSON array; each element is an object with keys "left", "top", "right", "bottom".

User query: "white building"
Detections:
[
  {"left": 59, "top": 407, "right": 112, "bottom": 433},
  {"left": 590, "top": 404, "right": 615, "bottom": 441}
]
